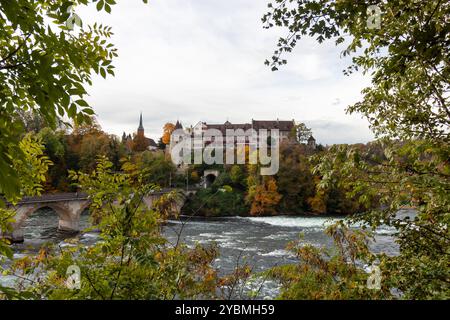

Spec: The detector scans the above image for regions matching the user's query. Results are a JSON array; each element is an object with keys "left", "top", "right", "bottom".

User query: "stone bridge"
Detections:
[{"left": 2, "top": 188, "right": 197, "bottom": 243}]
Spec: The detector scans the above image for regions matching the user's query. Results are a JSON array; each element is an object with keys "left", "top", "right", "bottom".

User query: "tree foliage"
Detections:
[
  {"left": 0, "top": 134, "right": 51, "bottom": 269},
  {"left": 3, "top": 134, "right": 52, "bottom": 204},
  {"left": 2, "top": 157, "right": 219, "bottom": 300},
  {"left": 0, "top": 0, "right": 148, "bottom": 199},
  {"left": 291, "top": 122, "right": 312, "bottom": 143},
  {"left": 270, "top": 222, "right": 391, "bottom": 299},
  {"left": 131, "top": 133, "right": 150, "bottom": 152},
  {"left": 277, "top": 142, "right": 315, "bottom": 213},
  {"left": 264, "top": 0, "right": 449, "bottom": 298},
  {"left": 263, "top": 0, "right": 449, "bottom": 141},
  {"left": 162, "top": 123, "right": 175, "bottom": 145},
  {"left": 33, "top": 122, "right": 128, "bottom": 190},
  {"left": 246, "top": 175, "right": 282, "bottom": 216},
  {"left": 133, "top": 151, "right": 177, "bottom": 188}
]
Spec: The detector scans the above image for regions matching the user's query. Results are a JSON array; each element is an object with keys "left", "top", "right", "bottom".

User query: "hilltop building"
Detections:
[
  {"left": 189, "top": 119, "right": 295, "bottom": 143},
  {"left": 168, "top": 118, "right": 317, "bottom": 176},
  {"left": 170, "top": 118, "right": 316, "bottom": 151}
]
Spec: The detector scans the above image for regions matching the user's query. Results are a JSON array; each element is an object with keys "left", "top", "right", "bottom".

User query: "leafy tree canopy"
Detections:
[
  {"left": 263, "top": 0, "right": 449, "bottom": 298},
  {"left": 263, "top": 0, "right": 449, "bottom": 141},
  {"left": 0, "top": 0, "right": 146, "bottom": 199}
]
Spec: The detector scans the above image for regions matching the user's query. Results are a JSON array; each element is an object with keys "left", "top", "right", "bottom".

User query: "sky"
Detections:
[{"left": 77, "top": 0, "right": 374, "bottom": 145}]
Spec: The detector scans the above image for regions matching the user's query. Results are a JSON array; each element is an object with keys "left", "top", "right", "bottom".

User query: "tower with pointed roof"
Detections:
[
  {"left": 174, "top": 120, "right": 183, "bottom": 130},
  {"left": 137, "top": 112, "right": 145, "bottom": 137},
  {"left": 307, "top": 135, "right": 316, "bottom": 150}
]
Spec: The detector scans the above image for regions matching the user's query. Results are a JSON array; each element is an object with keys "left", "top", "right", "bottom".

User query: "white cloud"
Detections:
[{"left": 77, "top": 0, "right": 374, "bottom": 144}]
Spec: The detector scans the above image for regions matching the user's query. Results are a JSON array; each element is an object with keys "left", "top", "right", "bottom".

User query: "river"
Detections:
[{"left": 2, "top": 208, "right": 403, "bottom": 298}]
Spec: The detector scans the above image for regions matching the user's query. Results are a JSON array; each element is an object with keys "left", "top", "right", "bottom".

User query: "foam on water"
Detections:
[
  {"left": 375, "top": 225, "right": 398, "bottom": 235},
  {"left": 263, "top": 233, "right": 290, "bottom": 240},
  {"left": 260, "top": 249, "right": 294, "bottom": 257},
  {"left": 247, "top": 216, "right": 342, "bottom": 228}
]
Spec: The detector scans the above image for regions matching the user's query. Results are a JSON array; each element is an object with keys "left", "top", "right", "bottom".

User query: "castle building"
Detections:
[
  {"left": 168, "top": 118, "right": 317, "bottom": 174},
  {"left": 188, "top": 119, "right": 296, "bottom": 145},
  {"left": 170, "top": 118, "right": 316, "bottom": 151}
]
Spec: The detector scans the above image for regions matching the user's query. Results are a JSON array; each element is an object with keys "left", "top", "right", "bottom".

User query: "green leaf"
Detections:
[
  {"left": 100, "top": 67, "right": 106, "bottom": 79},
  {"left": 96, "top": 0, "right": 104, "bottom": 11},
  {"left": 75, "top": 99, "right": 89, "bottom": 107}
]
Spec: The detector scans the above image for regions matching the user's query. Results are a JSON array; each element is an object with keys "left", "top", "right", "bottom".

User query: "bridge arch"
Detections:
[
  {"left": 14, "top": 203, "right": 72, "bottom": 227},
  {"left": 8, "top": 199, "right": 90, "bottom": 243}
]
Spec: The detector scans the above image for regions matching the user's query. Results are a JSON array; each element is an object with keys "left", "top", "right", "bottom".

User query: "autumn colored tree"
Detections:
[
  {"left": 72, "top": 120, "right": 103, "bottom": 136},
  {"left": 35, "top": 121, "right": 126, "bottom": 182},
  {"left": 161, "top": 123, "right": 176, "bottom": 145},
  {"left": 79, "top": 134, "right": 115, "bottom": 172},
  {"left": 132, "top": 133, "right": 150, "bottom": 152},
  {"left": 247, "top": 177, "right": 282, "bottom": 216}
]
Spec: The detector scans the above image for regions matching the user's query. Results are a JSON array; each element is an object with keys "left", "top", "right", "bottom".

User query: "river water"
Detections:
[{"left": 3, "top": 208, "right": 403, "bottom": 298}]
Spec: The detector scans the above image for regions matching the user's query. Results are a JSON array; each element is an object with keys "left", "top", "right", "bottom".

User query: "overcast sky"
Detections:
[{"left": 78, "top": 0, "right": 374, "bottom": 145}]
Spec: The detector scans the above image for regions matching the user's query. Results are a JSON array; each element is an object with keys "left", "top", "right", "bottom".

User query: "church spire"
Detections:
[{"left": 138, "top": 112, "right": 144, "bottom": 134}]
